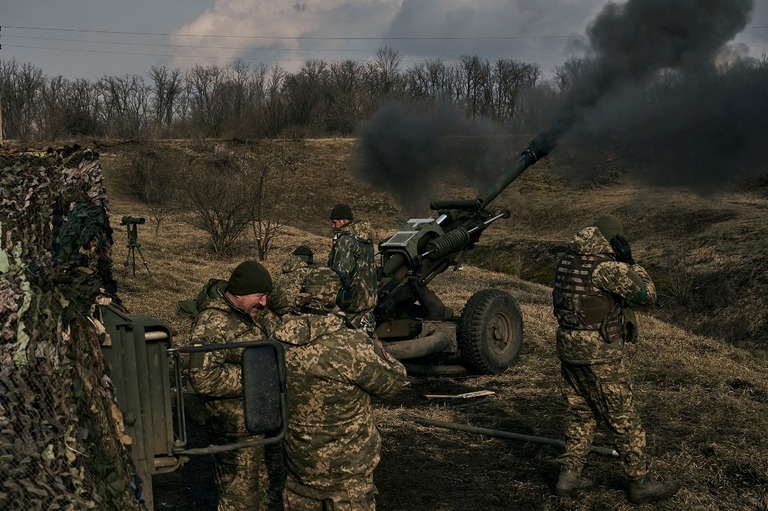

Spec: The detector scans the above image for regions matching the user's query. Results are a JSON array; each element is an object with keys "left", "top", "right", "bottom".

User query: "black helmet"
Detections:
[{"left": 330, "top": 203, "right": 353, "bottom": 220}]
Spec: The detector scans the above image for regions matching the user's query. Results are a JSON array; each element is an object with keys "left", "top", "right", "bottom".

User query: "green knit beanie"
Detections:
[
  {"left": 330, "top": 203, "right": 353, "bottom": 220},
  {"left": 226, "top": 260, "right": 273, "bottom": 295},
  {"left": 593, "top": 214, "right": 624, "bottom": 240}
]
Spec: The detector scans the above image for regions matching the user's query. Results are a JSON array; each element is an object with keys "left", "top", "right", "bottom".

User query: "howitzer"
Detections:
[{"left": 375, "top": 131, "right": 555, "bottom": 374}]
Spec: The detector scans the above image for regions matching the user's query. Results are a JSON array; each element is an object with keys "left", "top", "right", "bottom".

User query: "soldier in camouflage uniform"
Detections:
[
  {"left": 328, "top": 204, "right": 378, "bottom": 336},
  {"left": 269, "top": 246, "right": 315, "bottom": 315},
  {"left": 551, "top": 215, "right": 680, "bottom": 505},
  {"left": 272, "top": 267, "right": 408, "bottom": 511},
  {"left": 188, "top": 260, "right": 284, "bottom": 511}
]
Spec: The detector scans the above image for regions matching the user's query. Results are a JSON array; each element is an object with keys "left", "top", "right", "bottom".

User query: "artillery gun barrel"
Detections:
[{"left": 478, "top": 130, "right": 557, "bottom": 208}]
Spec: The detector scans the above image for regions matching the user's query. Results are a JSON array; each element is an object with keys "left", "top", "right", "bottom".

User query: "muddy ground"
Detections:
[{"left": 153, "top": 374, "right": 595, "bottom": 511}]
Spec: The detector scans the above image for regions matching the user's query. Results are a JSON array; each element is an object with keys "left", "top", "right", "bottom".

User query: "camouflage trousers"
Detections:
[
  {"left": 283, "top": 475, "right": 377, "bottom": 511},
  {"left": 212, "top": 443, "right": 265, "bottom": 511},
  {"left": 558, "top": 359, "right": 649, "bottom": 480},
  {"left": 211, "top": 438, "right": 286, "bottom": 511}
]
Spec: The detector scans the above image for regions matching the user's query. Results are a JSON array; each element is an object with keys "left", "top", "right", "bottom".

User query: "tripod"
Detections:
[{"left": 123, "top": 223, "right": 151, "bottom": 276}]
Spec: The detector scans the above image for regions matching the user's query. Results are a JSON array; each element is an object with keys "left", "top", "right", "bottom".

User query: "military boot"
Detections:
[
  {"left": 555, "top": 469, "right": 594, "bottom": 497},
  {"left": 628, "top": 477, "right": 680, "bottom": 504}
]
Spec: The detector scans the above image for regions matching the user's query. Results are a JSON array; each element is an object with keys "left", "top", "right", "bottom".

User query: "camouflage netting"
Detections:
[{"left": 0, "top": 146, "right": 142, "bottom": 510}]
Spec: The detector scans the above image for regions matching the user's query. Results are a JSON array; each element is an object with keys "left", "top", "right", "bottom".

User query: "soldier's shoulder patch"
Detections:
[{"left": 374, "top": 339, "right": 396, "bottom": 363}]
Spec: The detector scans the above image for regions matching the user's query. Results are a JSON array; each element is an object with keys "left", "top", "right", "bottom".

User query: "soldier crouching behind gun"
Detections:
[
  {"left": 272, "top": 266, "right": 408, "bottom": 511},
  {"left": 551, "top": 214, "right": 680, "bottom": 505},
  {"left": 187, "top": 260, "right": 285, "bottom": 511}
]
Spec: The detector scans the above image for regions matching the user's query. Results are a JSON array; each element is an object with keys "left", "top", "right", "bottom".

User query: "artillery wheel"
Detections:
[{"left": 458, "top": 289, "right": 523, "bottom": 374}]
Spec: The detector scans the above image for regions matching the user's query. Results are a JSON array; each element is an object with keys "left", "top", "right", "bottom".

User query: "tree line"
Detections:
[{"left": 0, "top": 47, "right": 557, "bottom": 141}]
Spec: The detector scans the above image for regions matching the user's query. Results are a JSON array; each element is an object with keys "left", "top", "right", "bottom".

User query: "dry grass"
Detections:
[{"left": 100, "top": 139, "right": 768, "bottom": 510}]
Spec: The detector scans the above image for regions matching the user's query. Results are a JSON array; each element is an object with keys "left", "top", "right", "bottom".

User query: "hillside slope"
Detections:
[
  {"left": 100, "top": 137, "right": 768, "bottom": 351},
  {"left": 97, "top": 138, "right": 768, "bottom": 510}
]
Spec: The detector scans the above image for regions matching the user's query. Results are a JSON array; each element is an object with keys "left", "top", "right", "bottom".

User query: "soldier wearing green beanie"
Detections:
[
  {"left": 188, "top": 260, "right": 284, "bottom": 511},
  {"left": 226, "top": 259, "right": 273, "bottom": 295}
]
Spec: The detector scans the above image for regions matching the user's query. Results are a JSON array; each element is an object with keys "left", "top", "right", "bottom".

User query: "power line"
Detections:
[
  {"left": 5, "top": 34, "right": 379, "bottom": 53},
  {"left": 2, "top": 24, "right": 583, "bottom": 41},
  {"left": 2, "top": 34, "right": 570, "bottom": 55},
  {"left": 4, "top": 23, "right": 767, "bottom": 40}
]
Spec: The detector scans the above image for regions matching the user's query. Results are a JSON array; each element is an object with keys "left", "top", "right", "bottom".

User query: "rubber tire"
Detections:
[{"left": 458, "top": 289, "right": 523, "bottom": 374}]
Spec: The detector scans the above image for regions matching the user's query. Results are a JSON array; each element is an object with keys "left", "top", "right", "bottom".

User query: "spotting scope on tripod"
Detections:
[{"left": 121, "top": 216, "right": 151, "bottom": 276}]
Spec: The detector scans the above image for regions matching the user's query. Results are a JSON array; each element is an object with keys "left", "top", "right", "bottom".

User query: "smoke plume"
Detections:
[
  {"left": 354, "top": 101, "right": 513, "bottom": 214},
  {"left": 557, "top": 0, "right": 762, "bottom": 190},
  {"left": 356, "top": 0, "right": 764, "bottom": 206}
]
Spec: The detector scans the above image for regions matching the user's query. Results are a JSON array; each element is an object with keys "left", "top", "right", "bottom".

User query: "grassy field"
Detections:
[{"left": 100, "top": 138, "right": 768, "bottom": 510}]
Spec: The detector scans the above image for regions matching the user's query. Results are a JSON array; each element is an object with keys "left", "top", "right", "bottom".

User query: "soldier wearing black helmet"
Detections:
[
  {"left": 551, "top": 214, "right": 680, "bottom": 505},
  {"left": 328, "top": 204, "right": 378, "bottom": 336},
  {"left": 268, "top": 245, "right": 316, "bottom": 316}
]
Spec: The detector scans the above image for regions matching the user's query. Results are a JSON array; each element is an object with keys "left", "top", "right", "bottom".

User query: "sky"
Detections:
[{"left": 2, "top": 0, "right": 768, "bottom": 81}]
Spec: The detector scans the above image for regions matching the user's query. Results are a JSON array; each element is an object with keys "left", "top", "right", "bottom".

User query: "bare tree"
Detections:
[
  {"left": 64, "top": 78, "right": 100, "bottom": 136},
  {"left": 403, "top": 58, "right": 453, "bottom": 105},
  {"left": 222, "top": 59, "right": 254, "bottom": 136},
  {"left": 245, "top": 146, "right": 302, "bottom": 260},
  {"left": 120, "top": 148, "right": 178, "bottom": 234},
  {"left": 242, "top": 62, "right": 270, "bottom": 137},
  {"left": 96, "top": 74, "right": 150, "bottom": 137},
  {"left": 262, "top": 65, "right": 288, "bottom": 137},
  {"left": 0, "top": 59, "right": 45, "bottom": 139},
  {"left": 491, "top": 59, "right": 541, "bottom": 125},
  {"left": 148, "top": 66, "right": 184, "bottom": 129},
  {"left": 456, "top": 55, "right": 491, "bottom": 119},
  {"left": 283, "top": 59, "right": 329, "bottom": 132},
  {"left": 363, "top": 46, "right": 404, "bottom": 114},
  {"left": 182, "top": 153, "right": 259, "bottom": 255},
  {"left": 36, "top": 75, "right": 69, "bottom": 141},
  {"left": 552, "top": 57, "right": 591, "bottom": 95},
  {"left": 187, "top": 64, "right": 229, "bottom": 137},
  {"left": 326, "top": 59, "right": 365, "bottom": 133}
]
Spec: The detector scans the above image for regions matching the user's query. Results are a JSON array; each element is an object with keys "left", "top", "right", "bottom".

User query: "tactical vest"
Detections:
[{"left": 553, "top": 251, "right": 623, "bottom": 343}]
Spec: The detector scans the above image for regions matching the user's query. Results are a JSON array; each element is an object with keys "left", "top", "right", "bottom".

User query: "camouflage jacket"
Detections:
[
  {"left": 272, "top": 306, "right": 408, "bottom": 493},
  {"left": 554, "top": 226, "right": 656, "bottom": 365},
  {"left": 188, "top": 289, "right": 281, "bottom": 437},
  {"left": 268, "top": 254, "right": 314, "bottom": 315},
  {"left": 328, "top": 220, "right": 377, "bottom": 313}
]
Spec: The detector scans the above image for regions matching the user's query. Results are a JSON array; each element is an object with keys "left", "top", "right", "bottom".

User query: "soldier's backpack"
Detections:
[{"left": 177, "top": 278, "right": 227, "bottom": 320}]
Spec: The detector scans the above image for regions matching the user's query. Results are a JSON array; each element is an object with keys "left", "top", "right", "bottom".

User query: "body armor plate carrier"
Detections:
[{"left": 553, "top": 252, "right": 623, "bottom": 343}]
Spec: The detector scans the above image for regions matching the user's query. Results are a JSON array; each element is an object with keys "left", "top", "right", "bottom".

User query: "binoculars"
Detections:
[{"left": 121, "top": 216, "right": 146, "bottom": 226}]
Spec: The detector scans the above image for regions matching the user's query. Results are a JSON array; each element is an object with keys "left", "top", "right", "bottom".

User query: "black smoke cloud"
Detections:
[
  {"left": 557, "top": 0, "right": 763, "bottom": 190},
  {"left": 356, "top": 0, "right": 765, "bottom": 204},
  {"left": 353, "top": 101, "right": 513, "bottom": 215}
]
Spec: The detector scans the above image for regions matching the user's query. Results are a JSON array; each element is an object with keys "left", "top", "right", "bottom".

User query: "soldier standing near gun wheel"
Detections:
[
  {"left": 187, "top": 260, "right": 285, "bottom": 511},
  {"left": 551, "top": 214, "right": 680, "bottom": 505},
  {"left": 328, "top": 204, "right": 378, "bottom": 336}
]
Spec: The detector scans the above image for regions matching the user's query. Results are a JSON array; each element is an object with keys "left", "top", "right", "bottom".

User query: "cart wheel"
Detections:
[{"left": 458, "top": 289, "right": 523, "bottom": 374}]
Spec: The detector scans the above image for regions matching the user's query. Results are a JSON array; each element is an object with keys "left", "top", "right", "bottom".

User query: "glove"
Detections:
[
  {"left": 610, "top": 234, "right": 635, "bottom": 265},
  {"left": 622, "top": 307, "right": 638, "bottom": 343}
]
